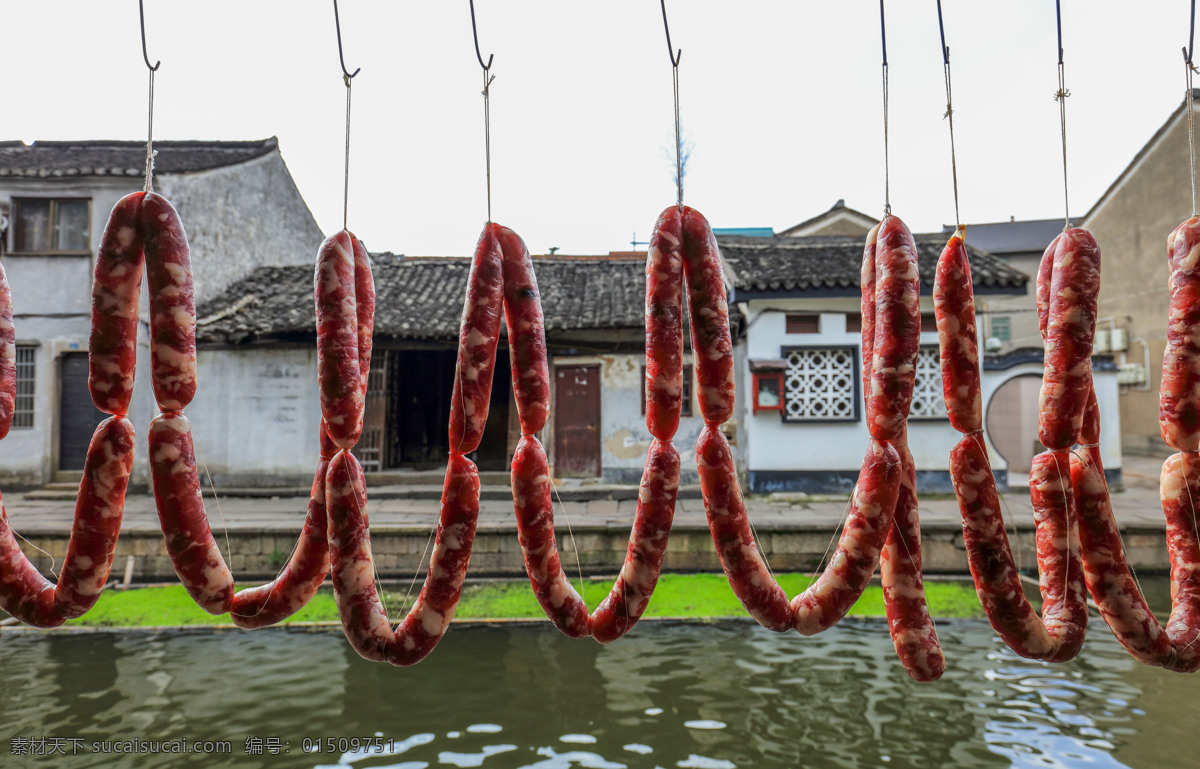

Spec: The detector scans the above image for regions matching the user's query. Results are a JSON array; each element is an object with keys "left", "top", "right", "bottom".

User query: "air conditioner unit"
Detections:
[
  {"left": 1110, "top": 328, "right": 1129, "bottom": 352},
  {"left": 1094, "top": 329, "right": 1110, "bottom": 353},
  {"left": 984, "top": 337, "right": 1002, "bottom": 352},
  {"left": 1117, "top": 363, "right": 1145, "bottom": 386}
]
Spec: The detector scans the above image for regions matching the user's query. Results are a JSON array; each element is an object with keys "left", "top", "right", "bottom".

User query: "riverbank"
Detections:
[{"left": 56, "top": 573, "right": 985, "bottom": 628}]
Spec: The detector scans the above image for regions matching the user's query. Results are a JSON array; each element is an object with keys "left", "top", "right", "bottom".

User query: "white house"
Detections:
[{"left": 0, "top": 138, "right": 323, "bottom": 487}]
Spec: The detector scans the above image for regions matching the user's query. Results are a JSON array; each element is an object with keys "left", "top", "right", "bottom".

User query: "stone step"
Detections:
[
  {"left": 43, "top": 482, "right": 81, "bottom": 492},
  {"left": 25, "top": 489, "right": 79, "bottom": 501},
  {"left": 52, "top": 471, "right": 83, "bottom": 484},
  {"left": 364, "top": 470, "right": 512, "bottom": 487},
  {"left": 195, "top": 484, "right": 704, "bottom": 502}
]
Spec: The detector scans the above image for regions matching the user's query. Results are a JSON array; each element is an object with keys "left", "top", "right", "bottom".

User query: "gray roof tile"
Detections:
[{"left": 0, "top": 138, "right": 278, "bottom": 178}]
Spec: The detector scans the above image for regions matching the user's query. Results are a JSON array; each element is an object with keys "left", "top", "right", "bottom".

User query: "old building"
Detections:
[
  {"left": 0, "top": 138, "right": 322, "bottom": 486},
  {"left": 1081, "top": 92, "right": 1198, "bottom": 456}
]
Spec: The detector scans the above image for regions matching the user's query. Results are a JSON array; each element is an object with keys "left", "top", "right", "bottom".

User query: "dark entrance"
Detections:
[
  {"left": 387, "top": 347, "right": 512, "bottom": 472},
  {"left": 554, "top": 364, "right": 601, "bottom": 477},
  {"left": 58, "top": 352, "right": 106, "bottom": 471}
]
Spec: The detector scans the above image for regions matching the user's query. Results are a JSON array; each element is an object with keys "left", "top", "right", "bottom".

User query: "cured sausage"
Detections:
[
  {"left": 511, "top": 435, "right": 590, "bottom": 638},
  {"left": 589, "top": 439, "right": 679, "bottom": 643},
  {"left": 89, "top": 191, "right": 145, "bottom": 416},
  {"left": 860, "top": 223, "right": 879, "bottom": 398},
  {"left": 327, "top": 449, "right": 482, "bottom": 665},
  {"left": 448, "top": 225, "right": 504, "bottom": 455},
  {"left": 1028, "top": 450, "right": 1088, "bottom": 662},
  {"left": 791, "top": 438, "right": 901, "bottom": 635},
  {"left": 1038, "top": 228, "right": 1101, "bottom": 450},
  {"left": 351, "top": 234, "right": 376, "bottom": 396},
  {"left": 231, "top": 423, "right": 337, "bottom": 629},
  {"left": 0, "top": 260, "right": 15, "bottom": 439},
  {"left": 866, "top": 216, "right": 920, "bottom": 442},
  {"left": 53, "top": 417, "right": 136, "bottom": 618},
  {"left": 149, "top": 412, "right": 235, "bottom": 614},
  {"left": 932, "top": 231, "right": 981, "bottom": 433},
  {"left": 142, "top": 193, "right": 197, "bottom": 412},
  {"left": 315, "top": 231, "right": 365, "bottom": 450},
  {"left": 645, "top": 207, "right": 685, "bottom": 441},
  {"left": 0, "top": 495, "right": 63, "bottom": 628},
  {"left": 1161, "top": 216, "right": 1200, "bottom": 451},
  {"left": 681, "top": 208, "right": 734, "bottom": 426},
  {"left": 496, "top": 225, "right": 549, "bottom": 435},
  {"left": 1159, "top": 451, "right": 1200, "bottom": 671},
  {"left": 879, "top": 439, "right": 945, "bottom": 681}
]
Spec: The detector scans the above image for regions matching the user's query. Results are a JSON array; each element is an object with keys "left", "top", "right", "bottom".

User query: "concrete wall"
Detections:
[
  {"left": 1083, "top": 107, "right": 1188, "bottom": 457},
  {"left": 158, "top": 151, "right": 323, "bottom": 304},
  {"left": 978, "top": 251, "right": 1042, "bottom": 353}
]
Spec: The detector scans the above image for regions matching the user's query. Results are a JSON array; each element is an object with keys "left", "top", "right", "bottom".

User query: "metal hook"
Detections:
[
  {"left": 1187, "top": 0, "right": 1197, "bottom": 65},
  {"left": 936, "top": 0, "right": 949, "bottom": 65},
  {"left": 879, "top": 0, "right": 888, "bottom": 67},
  {"left": 660, "top": 0, "right": 682, "bottom": 68},
  {"left": 333, "top": 0, "right": 361, "bottom": 80},
  {"left": 469, "top": 0, "right": 493, "bottom": 71},
  {"left": 138, "top": 0, "right": 160, "bottom": 72}
]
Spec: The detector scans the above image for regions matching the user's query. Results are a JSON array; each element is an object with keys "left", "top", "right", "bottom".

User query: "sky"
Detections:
[{"left": 4, "top": 1, "right": 1193, "bottom": 257}]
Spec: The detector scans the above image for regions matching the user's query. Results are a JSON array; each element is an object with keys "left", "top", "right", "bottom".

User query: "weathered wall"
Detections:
[
  {"left": 1083, "top": 106, "right": 1189, "bottom": 457},
  {"left": 158, "top": 151, "right": 323, "bottom": 304},
  {"left": 979, "top": 251, "right": 1041, "bottom": 353}
]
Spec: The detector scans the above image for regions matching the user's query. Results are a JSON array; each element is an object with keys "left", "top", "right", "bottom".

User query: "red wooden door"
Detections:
[{"left": 554, "top": 365, "right": 600, "bottom": 477}]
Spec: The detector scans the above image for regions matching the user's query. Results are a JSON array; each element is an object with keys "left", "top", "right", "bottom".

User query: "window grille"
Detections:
[
  {"left": 991, "top": 316, "right": 1011, "bottom": 341},
  {"left": 13, "top": 345, "right": 35, "bottom": 428},
  {"left": 909, "top": 347, "right": 949, "bottom": 420},
  {"left": 782, "top": 347, "right": 858, "bottom": 422}
]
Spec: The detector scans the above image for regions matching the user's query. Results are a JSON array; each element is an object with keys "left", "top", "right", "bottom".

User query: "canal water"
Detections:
[{"left": 0, "top": 615, "right": 1195, "bottom": 769}]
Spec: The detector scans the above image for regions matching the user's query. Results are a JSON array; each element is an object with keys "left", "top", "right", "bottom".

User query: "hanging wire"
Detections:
[
  {"left": 139, "top": 0, "right": 160, "bottom": 193},
  {"left": 879, "top": 0, "right": 891, "bottom": 218},
  {"left": 936, "top": 0, "right": 961, "bottom": 232},
  {"left": 661, "top": 0, "right": 683, "bottom": 207},
  {"left": 333, "top": 0, "right": 361, "bottom": 230},
  {"left": 1186, "top": 0, "right": 1198, "bottom": 217},
  {"left": 469, "top": 0, "right": 496, "bottom": 223},
  {"left": 1054, "top": 0, "right": 1071, "bottom": 230}
]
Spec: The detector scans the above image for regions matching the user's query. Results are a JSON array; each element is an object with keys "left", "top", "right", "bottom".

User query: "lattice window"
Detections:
[
  {"left": 13, "top": 345, "right": 35, "bottom": 428},
  {"left": 909, "top": 347, "right": 949, "bottom": 420},
  {"left": 782, "top": 347, "right": 858, "bottom": 422}
]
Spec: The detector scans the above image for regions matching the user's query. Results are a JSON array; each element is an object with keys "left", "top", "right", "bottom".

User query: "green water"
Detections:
[{"left": 0, "top": 615, "right": 1195, "bottom": 769}]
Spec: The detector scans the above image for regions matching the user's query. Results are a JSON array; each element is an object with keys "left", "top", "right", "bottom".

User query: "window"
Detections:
[
  {"left": 909, "top": 347, "right": 949, "bottom": 420},
  {"left": 641, "top": 364, "right": 693, "bottom": 417},
  {"left": 845, "top": 313, "right": 862, "bottom": 333},
  {"left": 991, "top": 316, "right": 1011, "bottom": 342},
  {"left": 785, "top": 314, "right": 820, "bottom": 334},
  {"left": 920, "top": 314, "right": 939, "bottom": 333},
  {"left": 13, "top": 345, "right": 35, "bottom": 428},
  {"left": 782, "top": 347, "right": 858, "bottom": 422},
  {"left": 13, "top": 198, "right": 90, "bottom": 252}
]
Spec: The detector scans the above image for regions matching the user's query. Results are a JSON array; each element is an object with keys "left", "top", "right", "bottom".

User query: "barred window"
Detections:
[
  {"left": 909, "top": 347, "right": 949, "bottom": 420},
  {"left": 13, "top": 345, "right": 35, "bottom": 428},
  {"left": 991, "top": 316, "right": 1011, "bottom": 341},
  {"left": 782, "top": 347, "right": 858, "bottom": 422}
]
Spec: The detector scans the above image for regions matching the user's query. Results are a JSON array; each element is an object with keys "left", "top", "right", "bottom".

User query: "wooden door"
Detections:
[
  {"left": 554, "top": 365, "right": 600, "bottom": 477},
  {"left": 58, "top": 353, "right": 105, "bottom": 471},
  {"left": 354, "top": 350, "right": 387, "bottom": 473}
]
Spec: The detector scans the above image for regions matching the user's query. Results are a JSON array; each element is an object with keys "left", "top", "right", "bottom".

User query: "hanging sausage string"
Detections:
[
  {"left": 3, "top": 2, "right": 1200, "bottom": 678},
  {"left": 1054, "top": 0, "right": 1071, "bottom": 228},
  {"left": 660, "top": 0, "right": 683, "bottom": 206},
  {"left": 470, "top": 0, "right": 496, "bottom": 223},
  {"left": 334, "top": 0, "right": 360, "bottom": 230},
  {"left": 936, "top": 0, "right": 960, "bottom": 233},
  {"left": 1185, "top": 0, "right": 1197, "bottom": 217},
  {"left": 139, "top": 0, "right": 160, "bottom": 192}
]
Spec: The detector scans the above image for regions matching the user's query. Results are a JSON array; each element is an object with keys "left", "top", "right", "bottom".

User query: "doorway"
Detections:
[
  {"left": 553, "top": 364, "right": 601, "bottom": 477},
  {"left": 58, "top": 352, "right": 106, "bottom": 471}
]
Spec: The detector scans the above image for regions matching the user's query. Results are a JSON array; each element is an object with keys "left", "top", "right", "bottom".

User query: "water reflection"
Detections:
[{"left": 0, "top": 618, "right": 1194, "bottom": 768}]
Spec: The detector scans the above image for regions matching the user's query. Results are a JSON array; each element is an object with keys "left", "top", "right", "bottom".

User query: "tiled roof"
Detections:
[
  {"left": 196, "top": 255, "right": 648, "bottom": 344},
  {"left": 0, "top": 138, "right": 278, "bottom": 178},
  {"left": 941, "top": 218, "right": 1078, "bottom": 256},
  {"left": 719, "top": 233, "right": 1028, "bottom": 297}
]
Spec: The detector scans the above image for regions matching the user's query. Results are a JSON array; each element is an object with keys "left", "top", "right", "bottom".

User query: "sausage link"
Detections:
[
  {"left": 1159, "top": 451, "right": 1200, "bottom": 672},
  {"left": 350, "top": 232, "right": 376, "bottom": 395},
  {"left": 1161, "top": 217, "right": 1200, "bottom": 451},
  {"left": 0, "top": 493, "right": 63, "bottom": 628},
  {"left": 511, "top": 435, "right": 590, "bottom": 638},
  {"left": 315, "top": 231, "right": 364, "bottom": 449},
  {"left": 1038, "top": 228, "right": 1101, "bottom": 450},
  {"left": 448, "top": 224, "right": 505, "bottom": 455},
  {"left": 231, "top": 423, "right": 337, "bottom": 629},
  {"left": 933, "top": 231, "right": 982, "bottom": 434},
  {"left": 589, "top": 438, "right": 680, "bottom": 643},
  {"left": 1036, "top": 234, "right": 1060, "bottom": 342},
  {"left": 860, "top": 222, "right": 880, "bottom": 395},
  {"left": 53, "top": 416, "right": 135, "bottom": 618},
  {"left": 879, "top": 440, "right": 945, "bottom": 681},
  {"left": 89, "top": 191, "right": 146, "bottom": 416},
  {"left": 0, "top": 260, "right": 16, "bottom": 439},
  {"left": 682, "top": 207, "right": 735, "bottom": 426},
  {"left": 792, "top": 437, "right": 901, "bottom": 635},
  {"left": 496, "top": 225, "right": 550, "bottom": 435},
  {"left": 326, "top": 450, "right": 482, "bottom": 665},
  {"left": 1028, "top": 450, "right": 1088, "bottom": 662},
  {"left": 866, "top": 216, "right": 920, "bottom": 442},
  {"left": 646, "top": 206, "right": 685, "bottom": 440},
  {"left": 142, "top": 193, "right": 197, "bottom": 412},
  {"left": 697, "top": 424, "right": 793, "bottom": 631},
  {"left": 149, "top": 412, "right": 235, "bottom": 614}
]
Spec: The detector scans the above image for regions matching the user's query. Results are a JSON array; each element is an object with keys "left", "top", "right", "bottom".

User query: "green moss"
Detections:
[{"left": 65, "top": 574, "right": 983, "bottom": 628}]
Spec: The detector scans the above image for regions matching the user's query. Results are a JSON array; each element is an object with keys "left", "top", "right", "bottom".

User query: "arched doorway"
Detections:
[{"left": 985, "top": 373, "right": 1044, "bottom": 488}]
